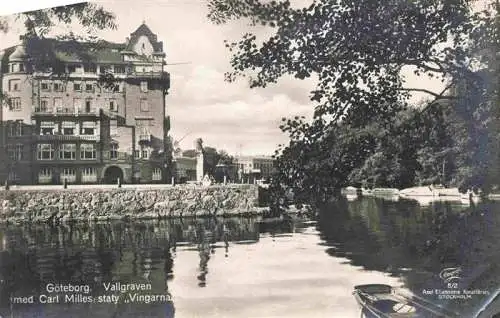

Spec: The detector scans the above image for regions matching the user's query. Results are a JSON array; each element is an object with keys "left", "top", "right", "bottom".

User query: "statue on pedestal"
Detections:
[{"left": 195, "top": 138, "right": 204, "bottom": 182}]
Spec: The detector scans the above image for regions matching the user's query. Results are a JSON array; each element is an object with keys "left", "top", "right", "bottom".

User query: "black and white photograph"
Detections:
[{"left": 0, "top": 0, "right": 499, "bottom": 317}]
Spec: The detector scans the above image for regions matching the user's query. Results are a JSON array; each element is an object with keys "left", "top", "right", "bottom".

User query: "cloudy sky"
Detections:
[{"left": 0, "top": 0, "right": 445, "bottom": 155}]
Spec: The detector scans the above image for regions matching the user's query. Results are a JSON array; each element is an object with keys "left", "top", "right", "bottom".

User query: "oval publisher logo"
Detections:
[{"left": 439, "top": 267, "right": 462, "bottom": 284}]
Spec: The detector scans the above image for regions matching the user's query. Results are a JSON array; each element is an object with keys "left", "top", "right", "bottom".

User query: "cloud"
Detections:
[{"left": 169, "top": 92, "right": 314, "bottom": 155}]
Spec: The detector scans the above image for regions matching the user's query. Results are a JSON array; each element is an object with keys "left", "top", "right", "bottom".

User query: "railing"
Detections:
[
  {"left": 138, "top": 134, "right": 151, "bottom": 142},
  {"left": 32, "top": 107, "right": 100, "bottom": 116},
  {"left": 33, "top": 108, "right": 53, "bottom": 115},
  {"left": 102, "top": 151, "right": 131, "bottom": 162},
  {"left": 56, "top": 108, "right": 75, "bottom": 114},
  {"left": 35, "top": 134, "right": 100, "bottom": 141}
]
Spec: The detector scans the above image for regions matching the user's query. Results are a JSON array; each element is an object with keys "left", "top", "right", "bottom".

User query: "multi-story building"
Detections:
[
  {"left": 233, "top": 156, "right": 276, "bottom": 183},
  {"left": 0, "top": 23, "right": 171, "bottom": 184}
]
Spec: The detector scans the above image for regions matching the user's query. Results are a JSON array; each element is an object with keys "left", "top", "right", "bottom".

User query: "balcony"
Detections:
[
  {"left": 138, "top": 134, "right": 151, "bottom": 143},
  {"left": 102, "top": 151, "right": 131, "bottom": 162},
  {"left": 33, "top": 108, "right": 53, "bottom": 115},
  {"left": 32, "top": 107, "right": 100, "bottom": 117},
  {"left": 35, "top": 134, "right": 100, "bottom": 142}
]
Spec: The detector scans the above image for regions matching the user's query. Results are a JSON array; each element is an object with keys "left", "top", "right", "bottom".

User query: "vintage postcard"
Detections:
[{"left": 0, "top": 0, "right": 498, "bottom": 317}]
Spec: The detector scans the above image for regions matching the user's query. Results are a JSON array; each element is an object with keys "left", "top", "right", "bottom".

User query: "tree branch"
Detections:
[{"left": 398, "top": 87, "right": 455, "bottom": 99}]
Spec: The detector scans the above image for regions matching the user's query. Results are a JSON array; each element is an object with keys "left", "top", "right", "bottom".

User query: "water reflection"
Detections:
[
  {"left": 0, "top": 217, "right": 263, "bottom": 317},
  {"left": 0, "top": 198, "right": 499, "bottom": 317},
  {"left": 317, "top": 197, "right": 500, "bottom": 316}
]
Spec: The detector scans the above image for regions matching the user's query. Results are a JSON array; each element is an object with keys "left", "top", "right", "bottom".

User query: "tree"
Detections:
[{"left": 208, "top": 0, "right": 499, "bottom": 203}]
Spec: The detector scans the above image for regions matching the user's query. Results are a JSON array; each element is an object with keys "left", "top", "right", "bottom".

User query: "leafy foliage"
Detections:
[
  {"left": 208, "top": 0, "right": 499, "bottom": 205},
  {"left": 0, "top": 3, "right": 117, "bottom": 76}
]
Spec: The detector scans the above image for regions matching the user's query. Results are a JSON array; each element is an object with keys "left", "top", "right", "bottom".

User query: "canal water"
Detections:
[{"left": 0, "top": 197, "right": 499, "bottom": 317}]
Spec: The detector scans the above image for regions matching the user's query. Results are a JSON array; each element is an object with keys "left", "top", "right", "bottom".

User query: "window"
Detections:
[
  {"left": 9, "top": 97, "right": 21, "bottom": 111},
  {"left": 84, "top": 64, "right": 96, "bottom": 73},
  {"left": 82, "top": 167, "right": 96, "bottom": 176},
  {"left": 84, "top": 100, "right": 92, "bottom": 113},
  {"left": 140, "top": 81, "right": 148, "bottom": 93},
  {"left": 15, "top": 121, "right": 23, "bottom": 136},
  {"left": 73, "top": 83, "right": 82, "bottom": 91},
  {"left": 7, "top": 121, "right": 22, "bottom": 136},
  {"left": 19, "top": 64, "right": 24, "bottom": 72},
  {"left": 99, "top": 65, "right": 109, "bottom": 74},
  {"left": 136, "top": 119, "right": 151, "bottom": 139},
  {"left": 73, "top": 98, "right": 82, "bottom": 112},
  {"left": 109, "top": 99, "right": 117, "bottom": 112},
  {"left": 81, "top": 121, "right": 95, "bottom": 135},
  {"left": 114, "top": 65, "right": 125, "bottom": 74},
  {"left": 110, "top": 144, "right": 118, "bottom": 159},
  {"left": 113, "top": 84, "right": 120, "bottom": 92},
  {"left": 40, "top": 121, "right": 55, "bottom": 135},
  {"left": 140, "top": 99, "right": 149, "bottom": 112},
  {"left": 141, "top": 148, "right": 149, "bottom": 159},
  {"left": 59, "top": 144, "right": 76, "bottom": 160},
  {"left": 152, "top": 168, "right": 162, "bottom": 181},
  {"left": 62, "top": 127, "right": 74, "bottom": 135},
  {"left": 39, "top": 168, "right": 52, "bottom": 178},
  {"left": 53, "top": 98, "right": 63, "bottom": 112},
  {"left": 7, "top": 145, "right": 14, "bottom": 160},
  {"left": 81, "top": 128, "right": 94, "bottom": 135},
  {"left": 53, "top": 82, "right": 64, "bottom": 92},
  {"left": 110, "top": 119, "right": 118, "bottom": 136},
  {"left": 61, "top": 168, "right": 76, "bottom": 178},
  {"left": 85, "top": 83, "right": 94, "bottom": 92},
  {"left": 9, "top": 79, "right": 20, "bottom": 91},
  {"left": 62, "top": 122, "right": 75, "bottom": 135},
  {"left": 37, "top": 144, "right": 55, "bottom": 160},
  {"left": 41, "top": 82, "right": 50, "bottom": 91},
  {"left": 134, "top": 150, "right": 140, "bottom": 159},
  {"left": 7, "top": 123, "right": 15, "bottom": 137},
  {"left": 8, "top": 172, "right": 19, "bottom": 182},
  {"left": 38, "top": 99, "right": 49, "bottom": 112},
  {"left": 80, "top": 144, "right": 96, "bottom": 160}
]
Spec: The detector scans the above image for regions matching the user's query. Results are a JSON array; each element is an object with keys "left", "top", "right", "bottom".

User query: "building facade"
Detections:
[
  {"left": 233, "top": 156, "right": 276, "bottom": 183},
  {"left": 0, "top": 23, "right": 171, "bottom": 184}
]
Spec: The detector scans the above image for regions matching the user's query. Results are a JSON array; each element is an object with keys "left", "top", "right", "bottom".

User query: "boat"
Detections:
[{"left": 353, "top": 284, "right": 458, "bottom": 318}]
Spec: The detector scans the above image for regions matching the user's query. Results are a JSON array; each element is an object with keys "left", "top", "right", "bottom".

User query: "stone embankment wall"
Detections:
[{"left": 0, "top": 185, "right": 261, "bottom": 223}]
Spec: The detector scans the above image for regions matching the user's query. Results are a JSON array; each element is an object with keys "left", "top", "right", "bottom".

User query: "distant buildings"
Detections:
[
  {"left": 233, "top": 156, "right": 276, "bottom": 183},
  {"left": 173, "top": 156, "right": 197, "bottom": 183},
  {"left": 0, "top": 23, "right": 171, "bottom": 184},
  {"left": 171, "top": 148, "right": 276, "bottom": 184}
]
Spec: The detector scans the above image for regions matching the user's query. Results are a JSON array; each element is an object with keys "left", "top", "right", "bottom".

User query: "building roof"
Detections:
[
  {"left": 8, "top": 45, "right": 27, "bottom": 61},
  {"left": 126, "top": 23, "right": 164, "bottom": 53},
  {"left": 0, "top": 23, "right": 164, "bottom": 64}
]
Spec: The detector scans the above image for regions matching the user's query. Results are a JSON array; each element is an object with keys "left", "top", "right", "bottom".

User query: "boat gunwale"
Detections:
[{"left": 353, "top": 284, "right": 458, "bottom": 318}]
